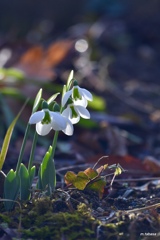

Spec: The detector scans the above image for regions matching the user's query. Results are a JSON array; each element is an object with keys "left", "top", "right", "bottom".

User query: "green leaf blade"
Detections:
[
  {"left": 19, "top": 163, "right": 31, "bottom": 201},
  {"left": 0, "top": 67, "right": 24, "bottom": 81},
  {"left": 32, "top": 88, "right": 42, "bottom": 113},
  {"left": 0, "top": 99, "right": 29, "bottom": 171},
  {"left": 47, "top": 93, "right": 60, "bottom": 105},
  {"left": 29, "top": 165, "right": 36, "bottom": 185},
  {"left": 88, "top": 94, "right": 106, "bottom": 111},
  {"left": 66, "top": 70, "right": 74, "bottom": 90},
  {"left": 4, "top": 169, "right": 20, "bottom": 210},
  {"left": 37, "top": 165, "right": 42, "bottom": 190},
  {"left": 40, "top": 146, "right": 56, "bottom": 193}
]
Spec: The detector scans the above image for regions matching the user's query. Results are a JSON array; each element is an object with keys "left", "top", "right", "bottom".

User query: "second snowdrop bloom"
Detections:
[
  {"left": 62, "top": 86, "right": 93, "bottom": 107},
  {"left": 61, "top": 114, "right": 74, "bottom": 136},
  {"left": 29, "top": 109, "right": 67, "bottom": 136},
  {"left": 62, "top": 103, "right": 90, "bottom": 124}
]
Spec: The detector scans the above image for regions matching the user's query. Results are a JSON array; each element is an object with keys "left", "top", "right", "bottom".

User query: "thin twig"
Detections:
[
  {"left": 123, "top": 202, "right": 160, "bottom": 215},
  {"left": 108, "top": 177, "right": 160, "bottom": 182},
  {"left": 93, "top": 155, "right": 108, "bottom": 169}
]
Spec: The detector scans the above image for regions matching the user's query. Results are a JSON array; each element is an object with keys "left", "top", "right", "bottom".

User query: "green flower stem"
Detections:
[
  {"left": 28, "top": 131, "right": 38, "bottom": 173},
  {"left": 51, "top": 131, "right": 59, "bottom": 160},
  {"left": 16, "top": 124, "right": 31, "bottom": 174},
  {"left": 49, "top": 130, "right": 59, "bottom": 191}
]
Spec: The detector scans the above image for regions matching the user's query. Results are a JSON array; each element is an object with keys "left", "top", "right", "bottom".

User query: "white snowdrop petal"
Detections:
[
  {"left": 63, "top": 106, "right": 80, "bottom": 124},
  {"left": 73, "top": 97, "right": 87, "bottom": 107},
  {"left": 50, "top": 112, "right": 66, "bottom": 129},
  {"left": 81, "top": 88, "right": 93, "bottom": 101},
  {"left": 36, "top": 122, "right": 52, "bottom": 136},
  {"left": 75, "top": 86, "right": 82, "bottom": 95},
  {"left": 62, "top": 107, "right": 71, "bottom": 119},
  {"left": 62, "top": 90, "right": 72, "bottom": 107},
  {"left": 76, "top": 106, "right": 90, "bottom": 119},
  {"left": 51, "top": 121, "right": 64, "bottom": 131},
  {"left": 70, "top": 114, "right": 80, "bottom": 124},
  {"left": 62, "top": 119, "right": 74, "bottom": 136},
  {"left": 62, "top": 107, "right": 79, "bottom": 124},
  {"left": 29, "top": 111, "right": 44, "bottom": 124}
]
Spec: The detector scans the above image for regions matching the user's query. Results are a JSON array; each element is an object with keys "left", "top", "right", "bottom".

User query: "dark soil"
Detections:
[{"left": 0, "top": 181, "right": 160, "bottom": 239}]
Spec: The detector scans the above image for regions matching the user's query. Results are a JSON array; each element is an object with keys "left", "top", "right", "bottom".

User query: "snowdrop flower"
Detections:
[
  {"left": 62, "top": 103, "right": 90, "bottom": 124},
  {"left": 62, "top": 86, "right": 93, "bottom": 108},
  {"left": 29, "top": 109, "right": 67, "bottom": 136},
  {"left": 61, "top": 114, "right": 74, "bottom": 136}
]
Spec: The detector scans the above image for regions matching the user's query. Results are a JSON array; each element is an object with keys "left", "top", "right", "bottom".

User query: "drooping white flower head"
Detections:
[
  {"left": 62, "top": 86, "right": 93, "bottom": 108},
  {"left": 29, "top": 109, "right": 68, "bottom": 136},
  {"left": 61, "top": 114, "right": 74, "bottom": 136},
  {"left": 62, "top": 104, "right": 90, "bottom": 124}
]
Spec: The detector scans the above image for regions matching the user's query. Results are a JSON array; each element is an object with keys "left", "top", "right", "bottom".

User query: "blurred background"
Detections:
[{"left": 1, "top": 0, "right": 160, "bottom": 172}]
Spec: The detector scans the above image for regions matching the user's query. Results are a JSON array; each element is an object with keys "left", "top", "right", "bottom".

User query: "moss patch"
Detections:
[{"left": 0, "top": 189, "right": 160, "bottom": 240}]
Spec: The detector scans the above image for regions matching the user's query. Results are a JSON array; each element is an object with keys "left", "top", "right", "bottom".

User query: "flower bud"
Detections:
[{"left": 42, "top": 101, "right": 49, "bottom": 109}]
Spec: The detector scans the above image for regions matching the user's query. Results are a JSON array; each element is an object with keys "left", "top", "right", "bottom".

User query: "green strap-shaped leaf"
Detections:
[
  {"left": 0, "top": 170, "right": 6, "bottom": 197},
  {"left": 66, "top": 70, "right": 74, "bottom": 90},
  {"left": 0, "top": 67, "right": 24, "bottom": 81},
  {"left": 37, "top": 165, "right": 42, "bottom": 190},
  {"left": 4, "top": 169, "right": 20, "bottom": 210},
  {"left": 32, "top": 88, "right": 42, "bottom": 113},
  {"left": 29, "top": 165, "right": 36, "bottom": 186},
  {"left": 0, "top": 99, "right": 29, "bottom": 171},
  {"left": 47, "top": 93, "right": 60, "bottom": 105},
  {"left": 62, "top": 84, "right": 67, "bottom": 100},
  {"left": 0, "top": 94, "right": 14, "bottom": 129},
  {"left": 19, "top": 163, "right": 30, "bottom": 201},
  {"left": 40, "top": 146, "right": 56, "bottom": 194},
  {"left": 88, "top": 94, "right": 106, "bottom": 111}
]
